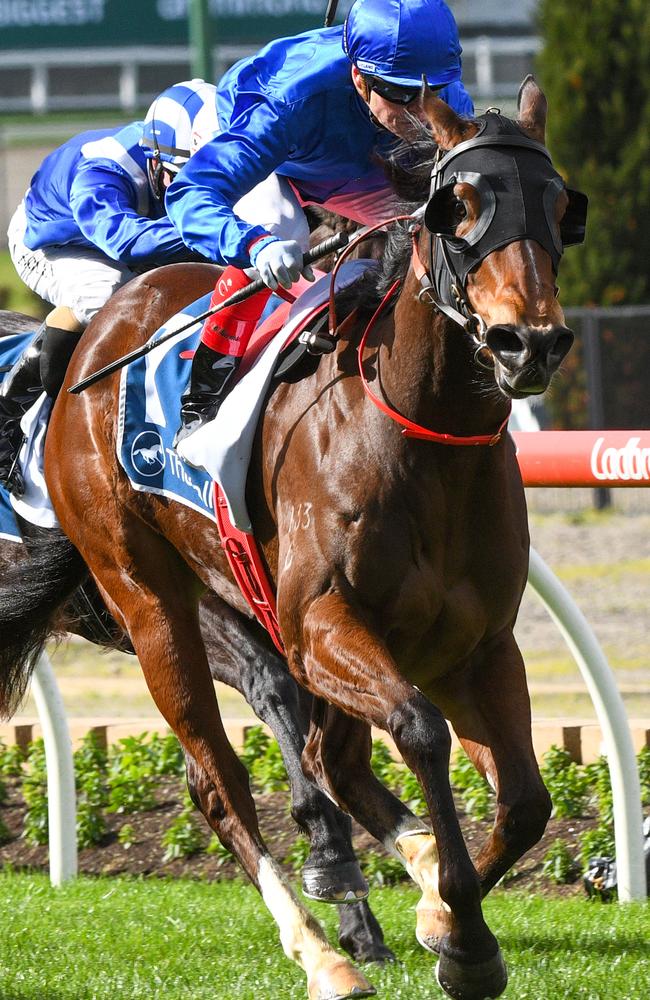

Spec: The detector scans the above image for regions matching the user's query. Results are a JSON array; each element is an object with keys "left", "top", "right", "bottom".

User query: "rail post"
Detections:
[{"left": 30, "top": 653, "right": 77, "bottom": 886}]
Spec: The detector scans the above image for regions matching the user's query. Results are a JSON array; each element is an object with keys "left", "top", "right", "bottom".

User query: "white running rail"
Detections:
[{"left": 30, "top": 652, "right": 77, "bottom": 885}]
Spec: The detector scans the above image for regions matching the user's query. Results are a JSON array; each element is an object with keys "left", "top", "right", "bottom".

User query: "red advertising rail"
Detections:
[{"left": 512, "top": 431, "right": 650, "bottom": 487}]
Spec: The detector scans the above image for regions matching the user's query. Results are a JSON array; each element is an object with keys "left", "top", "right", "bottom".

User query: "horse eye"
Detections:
[{"left": 453, "top": 200, "right": 468, "bottom": 223}]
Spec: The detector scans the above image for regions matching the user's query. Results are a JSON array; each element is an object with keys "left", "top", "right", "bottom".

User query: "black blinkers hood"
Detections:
[{"left": 424, "top": 112, "right": 588, "bottom": 285}]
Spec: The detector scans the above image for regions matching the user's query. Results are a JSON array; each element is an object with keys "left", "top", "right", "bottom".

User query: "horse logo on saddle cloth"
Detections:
[{"left": 1, "top": 261, "right": 375, "bottom": 650}]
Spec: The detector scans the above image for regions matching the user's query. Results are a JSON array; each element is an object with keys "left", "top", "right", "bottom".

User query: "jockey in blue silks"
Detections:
[
  {"left": 0, "top": 79, "right": 219, "bottom": 493},
  {"left": 163, "top": 0, "right": 474, "bottom": 445}
]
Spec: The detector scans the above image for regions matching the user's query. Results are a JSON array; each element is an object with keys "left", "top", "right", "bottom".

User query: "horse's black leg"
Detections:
[
  {"left": 199, "top": 595, "right": 395, "bottom": 963},
  {"left": 430, "top": 632, "right": 552, "bottom": 898}
]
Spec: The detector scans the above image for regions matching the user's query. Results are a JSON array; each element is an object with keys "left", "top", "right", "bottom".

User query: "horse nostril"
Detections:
[
  {"left": 548, "top": 327, "right": 574, "bottom": 364},
  {"left": 485, "top": 325, "right": 526, "bottom": 362}
]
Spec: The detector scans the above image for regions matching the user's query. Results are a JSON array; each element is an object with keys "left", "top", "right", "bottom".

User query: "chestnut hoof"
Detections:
[
  {"left": 308, "top": 960, "right": 376, "bottom": 1000},
  {"left": 415, "top": 907, "right": 452, "bottom": 954},
  {"left": 436, "top": 948, "right": 508, "bottom": 1000},
  {"left": 302, "top": 862, "right": 369, "bottom": 903}
]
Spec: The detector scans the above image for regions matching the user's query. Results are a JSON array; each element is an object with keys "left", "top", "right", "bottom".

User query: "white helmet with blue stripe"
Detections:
[{"left": 141, "top": 78, "right": 219, "bottom": 195}]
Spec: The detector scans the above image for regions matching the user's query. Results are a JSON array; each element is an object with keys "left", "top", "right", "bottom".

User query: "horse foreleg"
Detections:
[
  {"left": 436, "top": 631, "right": 552, "bottom": 897},
  {"left": 75, "top": 537, "right": 375, "bottom": 1000},
  {"left": 199, "top": 596, "right": 394, "bottom": 963},
  {"left": 292, "top": 592, "right": 507, "bottom": 1000},
  {"left": 303, "top": 702, "right": 453, "bottom": 957}
]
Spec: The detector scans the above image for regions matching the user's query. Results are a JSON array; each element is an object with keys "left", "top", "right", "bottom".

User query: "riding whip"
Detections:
[
  {"left": 324, "top": 0, "right": 340, "bottom": 27},
  {"left": 68, "top": 229, "right": 356, "bottom": 395}
]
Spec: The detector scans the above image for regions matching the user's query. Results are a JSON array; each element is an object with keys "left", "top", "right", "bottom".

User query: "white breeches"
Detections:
[{"left": 7, "top": 201, "right": 136, "bottom": 327}]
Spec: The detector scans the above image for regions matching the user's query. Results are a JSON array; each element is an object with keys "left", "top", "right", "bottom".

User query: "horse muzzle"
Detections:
[{"left": 484, "top": 323, "right": 574, "bottom": 397}]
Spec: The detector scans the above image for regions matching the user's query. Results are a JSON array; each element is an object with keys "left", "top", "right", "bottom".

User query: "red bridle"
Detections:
[{"left": 328, "top": 216, "right": 510, "bottom": 446}]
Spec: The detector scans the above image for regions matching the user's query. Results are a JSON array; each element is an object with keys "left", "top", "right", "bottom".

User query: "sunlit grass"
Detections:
[{"left": 0, "top": 874, "right": 646, "bottom": 1000}]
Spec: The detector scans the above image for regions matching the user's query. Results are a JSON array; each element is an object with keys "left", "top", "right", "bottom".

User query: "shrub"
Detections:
[
  {"left": 370, "top": 740, "right": 400, "bottom": 791},
  {"left": 206, "top": 834, "right": 234, "bottom": 864},
  {"left": 578, "top": 825, "right": 616, "bottom": 872},
  {"left": 240, "top": 726, "right": 272, "bottom": 771},
  {"left": 22, "top": 740, "right": 48, "bottom": 846},
  {"left": 240, "top": 727, "right": 288, "bottom": 792},
  {"left": 635, "top": 745, "right": 650, "bottom": 807},
  {"left": 283, "top": 834, "right": 311, "bottom": 873},
  {"left": 398, "top": 769, "right": 428, "bottom": 816},
  {"left": 0, "top": 739, "right": 25, "bottom": 778},
  {"left": 161, "top": 794, "right": 205, "bottom": 861},
  {"left": 74, "top": 732, "right": 109, "bottom": 848},
  {"left": 542, "top": 838, "right": 581, "bottom": 885},
  {"left": 0, "top": 815, "right": 11, "bottom": 846},
  {"left": 107, "top": 736, "right": 156, "bottom": 814},
  {"left": 148, "top": 733, "right": 186, "bottom": 776},
  {"left": 117, "top": 823, "right": 136, "bottom": 850},
  {"left": 540, "top": 745, "right": 590, "bottom": 819},
  {"left": 449, "top": 749, "right": 493, "bottom": 821},
  {"left": 584, "top": 756, "right": 614, "bottom": 827},
  {"left": 359, "top": 850, "right": 405, "bottom": 887}
]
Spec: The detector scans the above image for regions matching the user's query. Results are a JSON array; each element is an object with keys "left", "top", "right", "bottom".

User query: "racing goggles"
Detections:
[{"left": 364, "top": 75, "right": 429, "bottom": 106}]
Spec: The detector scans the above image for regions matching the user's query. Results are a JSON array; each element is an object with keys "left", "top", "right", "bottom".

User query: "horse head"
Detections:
[{"left": 420, "top": 76, "right": 586, "bottom": 398}]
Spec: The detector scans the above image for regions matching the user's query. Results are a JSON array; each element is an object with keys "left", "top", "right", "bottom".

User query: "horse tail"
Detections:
[{"left": 0, "top": 530, "right": 85, "bottom": 719}]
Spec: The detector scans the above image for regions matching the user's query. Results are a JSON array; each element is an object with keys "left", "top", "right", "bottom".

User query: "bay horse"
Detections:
[{"left": 0, "top": 78, "right": 583, "bottom": 1000}]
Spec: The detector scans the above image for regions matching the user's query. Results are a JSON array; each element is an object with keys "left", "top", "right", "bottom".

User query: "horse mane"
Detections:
[{"left": 336, "top": 118, "right": 442, "bottom": 315}]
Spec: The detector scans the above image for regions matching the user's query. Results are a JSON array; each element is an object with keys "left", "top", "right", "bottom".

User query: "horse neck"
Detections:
[{"left": 378, "top": 269, "right": 508, "bottom": 437}]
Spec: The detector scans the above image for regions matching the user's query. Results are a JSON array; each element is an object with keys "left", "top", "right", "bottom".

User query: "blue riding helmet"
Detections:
[
  {"left": 343, "top": 0, "right": 462, "bottom": 89},
  {"left": 141, "top": 78, "right": 219, "bottom": 173}
]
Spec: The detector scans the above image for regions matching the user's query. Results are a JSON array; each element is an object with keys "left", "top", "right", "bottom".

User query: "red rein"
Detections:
[{"left": 357, "top": 281, "right": 510, "bottom": 446}]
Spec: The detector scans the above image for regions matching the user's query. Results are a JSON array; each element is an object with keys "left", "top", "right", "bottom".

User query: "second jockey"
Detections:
[
  {"left": 166, "top": 0, "right": 474, "bottom": 446},
  {"left": 0, "top": 79, "right": 219, "bottom": 493}
]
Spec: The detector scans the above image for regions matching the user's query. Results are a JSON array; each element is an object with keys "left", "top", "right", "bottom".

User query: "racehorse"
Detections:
[{"left": 0, "top": 78, "right": 584, "bottom": 1000}]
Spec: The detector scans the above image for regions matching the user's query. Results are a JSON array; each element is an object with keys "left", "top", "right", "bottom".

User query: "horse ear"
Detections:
[
  {"left": 517, "top": 75, "right": 547, "bottom": 145},
  {"left": 421, "top": 75, "right": 473, "bottom": 150}
]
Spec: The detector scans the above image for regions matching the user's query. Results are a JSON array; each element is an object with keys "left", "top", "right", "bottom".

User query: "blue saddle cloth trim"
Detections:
[
  {"left": 0, "top": 330, "right": 39, "bottom": 543},
  {"left": 117, "top": 293, "right": 221, "bottom": 521},
  {"left": 0, "top": 485, "right": 21, "bottom": 542}
]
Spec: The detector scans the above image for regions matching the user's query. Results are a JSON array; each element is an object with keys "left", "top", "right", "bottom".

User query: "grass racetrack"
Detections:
[{"left": 0, "top": 874, "right": 647, "bottom": 999}]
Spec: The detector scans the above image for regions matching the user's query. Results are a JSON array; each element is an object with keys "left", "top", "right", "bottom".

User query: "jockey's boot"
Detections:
[
  {"left": 174, "top": 265, "right": 272, "bottom": 448},
  {"left": 174, "top": 342, "right": 240, "bottom": 446},
  {"left": 0, "top": 322, "right": 46, "bottom": 495},
  {"left": 0, "top": 305, "right": 83, "bottom": 495}
]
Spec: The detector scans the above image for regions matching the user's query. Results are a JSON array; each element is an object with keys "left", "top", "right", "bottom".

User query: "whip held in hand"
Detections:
[
  {"left": 324, "top": 0, "right": 340, "bottom": 27},
  {"left": 67, "top": 229, "right": 354, "bottom": 395}
]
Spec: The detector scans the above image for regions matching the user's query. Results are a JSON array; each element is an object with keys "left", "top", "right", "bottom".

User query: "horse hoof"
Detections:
[
  {"left": 308, "top": 960, "right": 376, "bottom": 1000},
  {"left": 415, "top": 907, "right": 452, "bottom": 954},
  {"left": 302, "top": 863, "right": 369, "bottom": 903},
  {"left": 435, "top": 948, "right": 508, "bottom": 1000}
]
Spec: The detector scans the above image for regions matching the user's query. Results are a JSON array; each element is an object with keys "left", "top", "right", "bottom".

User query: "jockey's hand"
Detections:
[{"left": 250, "top": 238, "right": 315, "bottom": 291}]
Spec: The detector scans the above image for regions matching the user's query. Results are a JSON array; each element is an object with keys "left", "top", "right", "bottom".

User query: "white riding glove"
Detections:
[{"left": 250, "top": 237, "right": 315, "bottom": 291}]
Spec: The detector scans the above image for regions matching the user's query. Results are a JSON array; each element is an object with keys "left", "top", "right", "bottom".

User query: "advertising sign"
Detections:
[{"left": 0, "top": 0, "right": 353, "bottom": 49}]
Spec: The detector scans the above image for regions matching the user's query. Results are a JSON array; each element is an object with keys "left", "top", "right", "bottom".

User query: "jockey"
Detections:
[
  {"left": 167, "top": 0, "right": 475, "bottom": 446},
  {"left": 0, "top": 79, "right": 219, "bottom": 492}
]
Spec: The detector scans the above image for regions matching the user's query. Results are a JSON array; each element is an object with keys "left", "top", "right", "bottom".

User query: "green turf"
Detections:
[
  {"left": 0, "top": 874, "right": 646, "bottom": 999},
  {"left": 0, "top": 250, "right": 46, "bottom": 318}
]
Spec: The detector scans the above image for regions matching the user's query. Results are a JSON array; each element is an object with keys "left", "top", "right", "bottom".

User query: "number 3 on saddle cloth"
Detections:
[{"left": 119, "top": 259, "right": 377, "bottom": 654}]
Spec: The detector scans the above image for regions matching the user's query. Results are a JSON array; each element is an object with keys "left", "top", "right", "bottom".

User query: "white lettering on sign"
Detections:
[
  {"left": 0, "top": 0, "right": 104, "bottom": 26},
  {"left": 590, "top": 436, "right": 650, "bottom": 482},
  {"left": 157, "top": 0, "right": 332, "bottom": 20}
]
